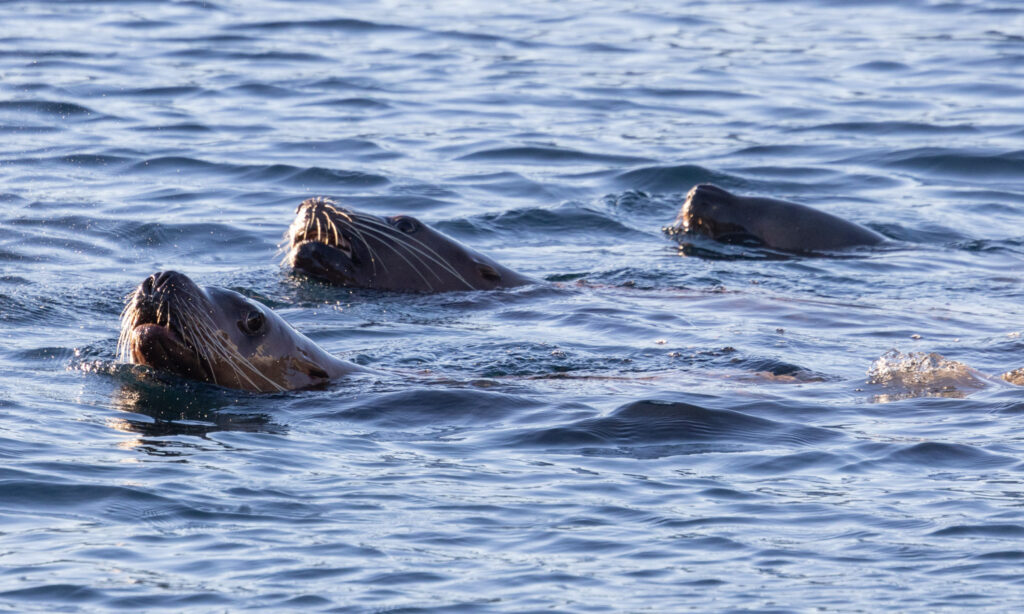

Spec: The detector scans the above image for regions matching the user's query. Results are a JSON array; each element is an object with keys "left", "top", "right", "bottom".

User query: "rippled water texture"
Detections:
[{"left": 2, "top": 1, "right": 1024, "bottom": 611}]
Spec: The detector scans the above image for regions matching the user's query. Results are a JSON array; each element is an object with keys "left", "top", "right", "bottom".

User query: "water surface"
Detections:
[{"left": 2, "top": 0, "right": 1024, "bottom": 611}]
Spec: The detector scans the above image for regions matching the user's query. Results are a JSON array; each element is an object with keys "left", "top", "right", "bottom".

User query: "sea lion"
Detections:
[
  {"left": 118, "top": 270, "right": 365, "bottom": 392},
  {"left": 665, "top": 184, "right": 886, "bottom": 252},
  {"left": 1003, "top": 367, "right": 1024, "bottom": 386},
  {"left": 285, "top": 197, "right": 533, "bottom": 292}
]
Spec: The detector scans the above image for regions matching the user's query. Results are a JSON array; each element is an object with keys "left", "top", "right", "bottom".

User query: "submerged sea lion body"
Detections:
[
  {"left": 119, "top": 271, "right": 364, "bottom": 392},
  {"left": 667, "top": 184, "right": 886, "bottom": 252},
  {"left": 285, "top": 197, "right": 532, "bottom": 293},
  {"left": 1003, "top": 368, "right": 1024, "bottom": 386}
]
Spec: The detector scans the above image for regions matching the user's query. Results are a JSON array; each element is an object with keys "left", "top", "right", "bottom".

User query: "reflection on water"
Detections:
[{"left": 109, "top": 379, "right": 281, "bottom": 440}]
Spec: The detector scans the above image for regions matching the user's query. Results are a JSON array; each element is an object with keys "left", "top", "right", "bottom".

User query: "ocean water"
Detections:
[{"left": 2, "top": 0, "right": 1024, "bottom": 611}]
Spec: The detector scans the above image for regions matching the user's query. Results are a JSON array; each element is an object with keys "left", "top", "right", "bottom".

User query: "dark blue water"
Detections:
[{"left": 2, "top": 1, "right": 1024, "bottom": 611}]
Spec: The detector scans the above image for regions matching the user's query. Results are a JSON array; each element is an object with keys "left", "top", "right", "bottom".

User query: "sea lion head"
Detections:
[
  {"left": 285, "top": 197, "right": 514, "bottom": 293},
  {"left": 670, "top": 184, "right": 764, "bottom": 246},
  {"left": 118, "top": 271, "right": 346, "bottom": 392}
]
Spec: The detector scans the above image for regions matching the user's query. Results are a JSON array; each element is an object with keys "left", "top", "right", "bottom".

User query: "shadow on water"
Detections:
[
  {"left": 108, "top": 373, "right": 282, "bottom": 439},
  {"left": 489, "top": 398, "right": 843, "bottom": 460}
]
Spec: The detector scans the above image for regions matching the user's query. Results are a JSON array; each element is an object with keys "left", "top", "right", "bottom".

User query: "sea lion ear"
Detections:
[{"left": 476, "top": 262, "right": 501, "bottom": 282}]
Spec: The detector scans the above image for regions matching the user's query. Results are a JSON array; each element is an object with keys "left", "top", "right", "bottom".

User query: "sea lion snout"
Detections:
[
  {"left": 133, "top": 270, "right": 203, "bottom": 326},
  {"left": 668, "top": 183, "right": 731, "bottom": 236},
  {"left": 140, "top": 270, "right": 195, "bottom": 299}
]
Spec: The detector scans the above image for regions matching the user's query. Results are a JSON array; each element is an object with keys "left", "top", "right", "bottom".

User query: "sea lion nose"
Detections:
[{"left": 151, "top": 270, "right": 185, "bottom": 292}]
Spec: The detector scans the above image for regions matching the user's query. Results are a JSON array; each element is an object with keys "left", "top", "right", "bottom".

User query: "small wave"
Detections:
[
  {"left": 881, "top": 442, "right": 1018, "bottom": 470},
  {"left": 163, "top": 49, "right": 330, "bottom": 63},
  {"left": 317, "top": 387, "right": 541, "bottom": 428},
  {"left": 951, "top": 238, "right": 1024, "bottom": 255},
  {"left": 792, "top": 121, "right": 979, "bottom": 136},
  {"left": 0, "top": 479, "right": 170, "bottom": 510},
  {"left": 306, "top": 76, "right": 390, "bottom": 92},
  {"left": 582, "top": 85, "right": 753, "bottom": 100},
  {"left": 852, "top": 60, "right": 911, "bottom": 72},
  {"left": 842, "top": 147, "right": 1024, "bottom": 180},
  {"left": 446, "top": 170, "right": 564, "bottom": 200},
  {"left": 0, "top": 584, "right": 104, "bottom": 605},
  {"left": 229, "top": 18, "right": 411, "bottom": 33},
  {"left": 458, "top": 146, "right": 653, "bottom": 166},
  {"left": 9, "top": 346, "right": 76, "bottom": 363},
  {"left": 114, "top": 220, "right": 265, "bottom": 252},
  {"left": 434, "top": 28, "right": 540, "bottom": 48},
  {"left": 932, "top": 524, "right": 1024, "bottom": 538},
  {"left": 313, "top": 96, "right": 393, "bottom": 110},
  {"left": 118, "top": 86, "right": 204, "bottom": 98},
  {"left": 0, "top": 293, "right": 59, "bottom": 325},
  {"left": 0, "top": 124, "right": 59, "bottom": 134},
  {"left": 732, "top": 144, "right": 842, "bottom": 158},
  {"left": 276, "top": 138, "right": 398, "bottom": 159},
  {"left": 502, "top": 399, "right": 838, "bottom": 452},
  {"left": 127, "top": 157, "right": 390, "bottom": 188},
  {"left": 104, "top": 19, "right": 178, "bottom": 29},
  {"left": 132, "top": 122, "right": 215, "bottom": 133},
  {"left": 0, "top": 99, "right": 102, "bottom": 119},
  {"left": 615, "top": 164, "right": 743, "bottom": 193},
  {"left": 467, "top": 202, "right": 646, "bottom": 241},
  {"left": 0, "top": 49, "right": 93, "bottom": 60},
  {"left": 4, "top": 154, "right": 132, "bottom": 169},
  {"left": 131, "top": 156, "right": 222, "bottom": 174},
  {"left": 281, "top": 166, "right": 390, "bottom": 188},
  {"left": 227, "top": 83, "right": 301, "bottom": 98},
  {"left": 730, "top": 450, "right": 848, "bottom": 475}
]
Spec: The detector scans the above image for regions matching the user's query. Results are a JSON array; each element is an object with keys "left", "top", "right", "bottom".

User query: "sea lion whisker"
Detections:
[
  {"left": 288, "top": 201, "right": 531, "bottom": 293},
  {"left": 319, "top": 199, "right": 355, "bottom": 224},
  {"left": 347, "top": 215, "right": 459, "bottom": 278},
  {"left": 350, "top": 217, "right": 475, "bottom": 289},
  {"left": 358, "top": 226, "right": 466, "bottom": 288},
  {"left": 181, "top": 302, "right": 287, "bottom": 392},
  {"left": 329, "top": 213, "right": 341, "bottom": 249},
  {"left": 318, "top": 210, "right": 369, "bottom": 273},
  {"left": 181, "top": 304, "right": 265, "bottom": 390},
  {"left": 347, "top": 213, "right": 462, "bottom": 272},
  {"left": 344, "top": 223, "right": 441, "bottom": 290},
  {"left": 118, "top": 312, "right": 138, "bottom": 361},
  {"left": 177, "top": 302, "right": 224, "bottom": 386},
  {"left": 317, "top": 210, "right": 334, "bottom": 244},
  {"left": 332, "top": 216, "right": 387, "bottom": 278},
  {"left": 314, "top": 216, "right": 324, "bottom": 244},
  {"left": 179, "top": 300, "right": 247, "bottom": 385},
  {"left": 297, "top": 201, "right": 473, "bottom": 289},
  {"left": 158, "top": 300, "right": 169, "bottom": 327},
  {"left": 117, "top": 293, "right": 141, "bottom": 362},
  {"left": 123, "top": 271, "right": 359, "bottom": 392}
]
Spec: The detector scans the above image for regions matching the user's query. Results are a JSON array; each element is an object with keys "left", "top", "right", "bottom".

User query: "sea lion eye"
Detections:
[
  {"left": 392, "top": 216, "right": 419, "bottom": 234},
  {"left": 239, "top": 310, "right": 265, "bottom": 335}
]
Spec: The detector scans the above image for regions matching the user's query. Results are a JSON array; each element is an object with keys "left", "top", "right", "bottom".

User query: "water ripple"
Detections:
[{"left": 3, "top": 1, "right": 1024, "bottom": 611}]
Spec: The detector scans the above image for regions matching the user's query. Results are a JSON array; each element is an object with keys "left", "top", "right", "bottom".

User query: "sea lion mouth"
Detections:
[
  {"left": 118, "top": 271, "right": 212, "bottom": 382},
  {"left": 119, "top": 271, "right": 294, "bottom": 392},
  {"left": 129, "top": 322, "right": 210, "bottom": 381},
  {"left": 674, "top": 185, "right": 762, "bottom": 246},
  {"left": 286, "top": 196, "right": 359, "bottom": 260},
  {"left": 290, "top": 218, "right": 354, "bottom": 257},
  {"left": 294, "top": 230, "right": 354, "bottom": 259}
]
